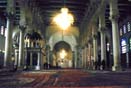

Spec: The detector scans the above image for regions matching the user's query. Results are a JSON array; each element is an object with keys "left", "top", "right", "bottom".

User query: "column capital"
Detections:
[
  {"left": 93, "top": 34, "right": 97, "bottom": 40},
  {"left": 19, "top": 0, "right": 26, "bottom": 5},
  {"left": 109, "top": 14, "right": 119, "bottom": 22},
  {"left": 5, "top": 12, "right": 15, "bottom": 20},
  {"left": 45, "top": 45, "right": 51, "bottom": 50},
  {"left": 109, "top": 0, "right": 119, "bottom": 22},
  {"left": 19, "top": 24, "right": 26, "bottom": 32},
  {"left": 87, "top": 38, "right": 92, "bottom": 44},
  {"left": 100, "top": 27, "right": 106, "bottom": 33}
]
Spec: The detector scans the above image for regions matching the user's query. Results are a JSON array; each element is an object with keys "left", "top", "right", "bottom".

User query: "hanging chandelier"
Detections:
[{"left": 53, "top": 7, "right": 74, "bottom": 30}]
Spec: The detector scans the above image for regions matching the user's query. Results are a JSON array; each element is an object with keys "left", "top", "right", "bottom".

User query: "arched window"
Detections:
[
  {"left": 123, "top": 25, "right": 126, "bottom": 34},
  {"left": 0, "top": 26, "right": 4, "bottom": 35},
  {"left": 121, "top": 39, "right": 127, "bottom": 53},
  {"left": 120, "top": 28, "right": 122, "bottom": 36},
  {"left": 127, "top": 22, "right": 131, "bottom": 32}
]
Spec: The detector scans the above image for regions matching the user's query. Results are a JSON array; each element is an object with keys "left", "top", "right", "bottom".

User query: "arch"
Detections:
[
  {"left": 53, "top": 41, "right": 72, "bottom": 68},
  {"left": 48, "top": 31, "right": 77, "bottom": 51},
  {"left": 12, "top": 26, "right": 20, "bottom": 39},
  {"left": 53, "top": 41, "right": 71, "bottom": 52}
]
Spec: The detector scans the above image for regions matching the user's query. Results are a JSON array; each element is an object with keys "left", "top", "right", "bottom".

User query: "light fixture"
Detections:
[
  {"left": 60, "top": 49, "right": 67, "bottom": 59},
  {"left": 53, "top": 7, "right": 74, "bottom": 30}
]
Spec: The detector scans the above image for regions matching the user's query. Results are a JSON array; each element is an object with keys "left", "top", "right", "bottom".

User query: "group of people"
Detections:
[{"left": 94, "top": 60, "right": 105, "bottom": 70}]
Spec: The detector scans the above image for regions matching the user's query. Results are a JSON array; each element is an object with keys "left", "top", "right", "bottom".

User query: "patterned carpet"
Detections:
[{"left": 0, "top": 69, "right": 131, "bottom": 88}]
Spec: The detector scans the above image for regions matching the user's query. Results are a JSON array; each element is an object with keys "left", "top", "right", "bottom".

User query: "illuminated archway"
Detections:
[{"left": 53, "top": 41, "right": 72, "bottom": 68}]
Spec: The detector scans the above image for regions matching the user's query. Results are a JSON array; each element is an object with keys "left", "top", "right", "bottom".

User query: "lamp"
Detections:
[
  {"left": 53, "top": 7, "right": 74, "bottom": 30},
  {"left": 53, "top": 0, "right": 74, "bottom": 41},
  {"left": 60, "top": 49, "right": 67, "bottom": 59}
]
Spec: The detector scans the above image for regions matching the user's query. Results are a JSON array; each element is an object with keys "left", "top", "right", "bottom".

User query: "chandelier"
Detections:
[{"left": 53, "top": 7, "right": 74, "bottom": 30}]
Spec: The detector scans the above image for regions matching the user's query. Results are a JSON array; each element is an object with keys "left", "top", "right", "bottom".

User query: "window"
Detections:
[
  {"left": 106, "top": 43, "right": 110, "bottom": 51},
  {"left": 123, "top": 25, "right": 126, "bottom": 34},
  {"left": 120, "top": 28, "right": 122, "bottom": 36},
  {"left": 121, "top": 39, "right": 127, "bottom": 53},
  {"left": 127, "top": 22, "right": 131, "bottom": 32},
  {"left": 0, "top": 26, "right": 4, "bottom": 35},
  {"left": 129, "top": 38, "right": 131, "bottom": 50}
]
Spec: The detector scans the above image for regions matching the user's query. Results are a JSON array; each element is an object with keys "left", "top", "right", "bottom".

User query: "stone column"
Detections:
[
  {"left": 46, "top": 46, "right": 50, "bottom": 69},
  {"left": 18, "top": 0, "right": 27, "bottom": 68},
  {"left": 18, "top": 26, "right": 25, "bottom": 67},
  {"left": 93, "top": 35, "right": 98, "bottom": 63},
  {"left": 24, "top": 48, "right": 27, "bottom": 68},
  {"left": 100, "top": 29, "right": 106, "bottom": 68},
  {"left": 84, "top": 47, "right": 87, "bottom": 68},
  {"left": 36, "top": 51, "right": 41, "bottom": 70},
  {"left": 109, "top": 0, "right": 121, "bottom": 71},
  {"left": 4, "top": 0, "right": 15, "bottom": 67},
  {"left": 88, "top": 42, "right": 92, "bottom": 69},
  {"left": 74, "top": 46, "right": 78, "bottom": 68},
  {"left": 99, "top": 9, "right": 107, "bottom": 69},
  {"left": 77, "top": 46, "right": 81, "bottom": 68},
  {"left": 50, "top": 51, "right": 53, "bottom": 66},
  {"left": 28, "top": 40, "right": 30, "bottom": 47},
  {"left": 82, "top": 48, "right": 84, "bottom": 68},
  {"left": 86, "top": 47, "right": 89, "bottom": 68},
  {"left": 14, "top": 49, "right": 18, "bottom": 66},
  {"left": 30, "top": 52, "right": 33, "bottom": 68},
  {"left": 72, "top": 51, "right": 75, "bottom": 68}
]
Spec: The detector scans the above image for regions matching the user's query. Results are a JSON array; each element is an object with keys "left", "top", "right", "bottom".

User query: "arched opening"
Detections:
[
  {"left": 32, "top": 53, "right": 38, "bottom": 66},
  {"left": 53, "top": 41, "right": 72, "bottom": 68},
  {"left": 121, "top": 38, "right": 127, "bottom": 68}
]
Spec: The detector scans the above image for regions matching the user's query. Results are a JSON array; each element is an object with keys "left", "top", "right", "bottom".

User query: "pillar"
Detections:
[
  {"left": 50, "top": 51, "right": 53, "bottom": 66},
  {"left": 24, "top": 48, "right": 27, "bottom": 68},
  {"left": 14, "top": 49, "right": 18, "bottom": 66},
  {"left": 93, "top": 35, "right": 98, "bottom": 63},
  {"left": 77, "top": 46, "right": 81, "bottom": 68},
  {"left": 30, "top": 52, "right": 33, "bottom": 68},
  {"left": 88, "top": 41, "right": 92, "bottom": 69},
  {"left": 72, "top": 51, "right": 75, "bottom": 68},
  {"left": 86, "top": 47, "right": 89, "bottom": 68},
  {"left": 36, "top": 51, "right": 41, "bottom": 70},
  {"left": 84, "top": 47, "right": 87, "bottom": 68},
  {"left": 18, "top": 0, "right": 27, "bottom": 67},
  {"left": 4, "top": 0, "right": 15, "bottom": 67},
  {"left": 74, "top": 46, "right": 78, "bottom": 68},
  {"left": 18, "top": 26, "right": 25, "bottom": 67},
  {"left": 92, "top": 19, "right": 98, "bottom": 64},
  {"left": 109, "top": 0, "right": 121, "bottom": 71},
  {"left": 99, "top": 9, "right": 107, "bottom": 69},
  {"left": 81, "top": 47, "right": 84, "bottom": 68},
  {"left": 46, "top": 45, "right": 50, "bottom": 69},
  {"left": 100, "top": 30, "right": 106, "bottom": 68}
]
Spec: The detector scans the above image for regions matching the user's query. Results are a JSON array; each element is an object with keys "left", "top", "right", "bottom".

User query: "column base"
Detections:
[
  {"left": 35, "top": 66, "right": 40, "bottom": 70},
  {"left": 112, "top": 65, "right": 122, "bottom": 71}
]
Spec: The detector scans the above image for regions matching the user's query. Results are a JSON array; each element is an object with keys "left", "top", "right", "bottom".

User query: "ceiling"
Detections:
[
  {"left": 106, "top": 0, "right": 131, "bottom": 27},
  {"left": 34, "top": 0, "right": 89, "bottom": 26},
  {"left": 0, "top": 0, "right": 131, "bottom": 29},
  {"left": 0, "top": 0, "right": 89, "bottom": 27}
]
